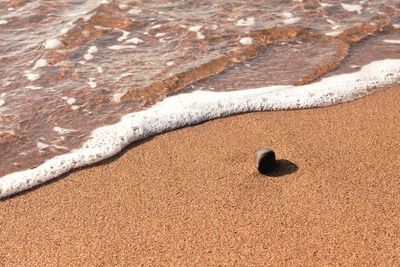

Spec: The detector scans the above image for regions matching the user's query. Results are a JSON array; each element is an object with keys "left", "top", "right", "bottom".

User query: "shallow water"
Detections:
[{"left": 0, "top": 0, "right": 399, "bottom": 179}]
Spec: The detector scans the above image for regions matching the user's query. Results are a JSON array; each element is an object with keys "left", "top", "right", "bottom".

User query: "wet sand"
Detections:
[{"left": 1, "top": 86, "right": 400, "bottom": 265}]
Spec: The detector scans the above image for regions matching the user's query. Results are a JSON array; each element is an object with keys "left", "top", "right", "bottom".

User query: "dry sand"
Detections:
[{"left": 1, "top": 87, "right": 400, "bottom": 265}]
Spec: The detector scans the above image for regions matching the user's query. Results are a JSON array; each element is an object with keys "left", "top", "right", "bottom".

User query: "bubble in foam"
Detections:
[
  {"left": 88, "top": 46, "right": 98, "bottom": 54},
  {"left": 108, "top": 45, "right": 137, "bottom": 50},
  {"left": 84, "top": 53, "right": 94, "bottom": 60},
  {"left": 383, "top": 39, "right": 400, "bottom": 44},
  {"left": 60, "top": 28, "right": 69, "bottom": 34},
  {"left": 53, "top": 126, "right": 77, "bottom": 135},
  {"left": 83, "top": 12, "right": 96, "bottom": 22},
  {"left": 37, "top": 142, "right": 50, "bottom": 150},
  {"left": 117, "top": 30, "right": 130, "bottom": 42},
  {"left": 187, "top": 26, "right": 204, "bottom": 40},
  {"left": 88, "top": 78, "right": 97, "bottom": 88},
  {"left": 126, "top": 37, "right": 143, "bottom": 45},
  {"left": 24, "top": 72, "right": 40, "bottom": 81},
  {"left": 96, "top": 66, "right": 104, "bottom": 73},
  {"left": 128, "top": 8, "right": 142, "bottom": 15},
  {"left": 240, "top": 37, "right": 253, "bottom": 45},
  {"left": 44, "top": 39, "right": 63, "bottom": 49},
  {"left": 188, "top": 25, "right": 203, "bottom": 32},
  {"left": 341, "top": 3, "right": 362, "bottom": 14},
  {"left": 63, "top": 97, "right": 76, "bottom": 105},
  {"left": 33, "top": 59, "right": 48, "bottom": 69},
  {"left": 326, "top": 19, "right": 336, "bottom": 25},
  {"left": 166, "top": 61, "right": 175, "bottom": 67},
  {"left": 237, "top": 17, "right": 255, "bottom": 27},
  {"left": 155, "top": 32, "right": 167, "bottom": 37},
  {"left": 26, "top": 85, "right": 43, "bottom": 90},
  {"left": 326, "top": 19, "right": 340, "bottom": 30},
  {"left": 196, "top": 32, "right": 205, "bottom": 40},
  {"left": 0, "top": 19, "right": 8, "bottom": 25},
  {"left": 118, "top": 4, "right": 129, "bottom": 10},
  {"left": 151, "top": 24, "right": 162, "bottom": 29},
  {"left": 283, "top": 17, "right": 301, "bottom": 25},
  {"left": 112, "top": 89, "right": 128, "bottom": 103},
  {"left": 326, "top": 31, "right": 343, "bottom": 36},
  {"left": 3, "top": 81, "right": 11, "bottom": 87},
  {"left": 280, "top": 12, "right": 293, "bottom": 18}
]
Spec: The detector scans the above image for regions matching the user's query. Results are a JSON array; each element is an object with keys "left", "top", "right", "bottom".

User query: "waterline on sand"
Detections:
[{"left": 1, "top": 59, "right": 399, "bottom": 199}]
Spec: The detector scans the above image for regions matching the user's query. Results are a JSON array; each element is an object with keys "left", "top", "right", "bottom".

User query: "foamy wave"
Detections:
[{"left": 1, "top": 59, "right": 399, "bottom": 199}]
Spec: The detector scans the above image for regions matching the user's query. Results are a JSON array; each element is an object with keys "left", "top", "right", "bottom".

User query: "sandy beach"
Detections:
[{"left": 1, "top": 86, "right": 399, "bottom": 265}]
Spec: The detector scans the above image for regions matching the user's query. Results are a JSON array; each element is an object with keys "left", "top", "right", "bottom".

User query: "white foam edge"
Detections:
[{"left": 1, "top": 59, "right": 399, "bottom": 199}]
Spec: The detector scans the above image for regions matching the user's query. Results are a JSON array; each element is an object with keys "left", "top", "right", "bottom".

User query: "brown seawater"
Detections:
[{"left": 0, "top": 0, "right": 399, "bottom": 177}]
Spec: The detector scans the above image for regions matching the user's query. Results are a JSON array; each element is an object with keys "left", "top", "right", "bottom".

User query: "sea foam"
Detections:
[{"left": 1, "top": 59, "right": 399, "bottom": 198}]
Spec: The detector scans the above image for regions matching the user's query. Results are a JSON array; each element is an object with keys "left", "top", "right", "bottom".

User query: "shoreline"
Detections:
[
  {"left": 1, "top": 86, "right": 400, "bottom": 265},
  {"left": 1, "top": 59, "right": 400, "bottom": 199}
]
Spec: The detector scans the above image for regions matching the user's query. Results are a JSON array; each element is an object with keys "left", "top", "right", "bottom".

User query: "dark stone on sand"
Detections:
[{"left": 256, "top": 148, "right": 277, "bottom": 174}]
